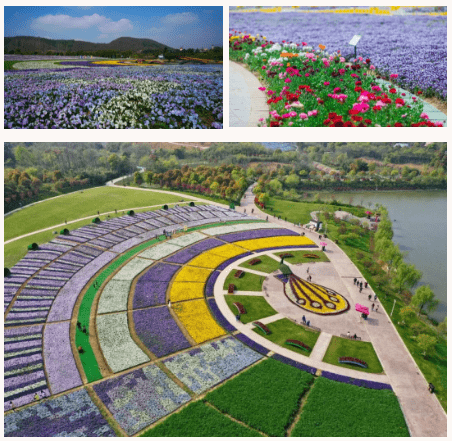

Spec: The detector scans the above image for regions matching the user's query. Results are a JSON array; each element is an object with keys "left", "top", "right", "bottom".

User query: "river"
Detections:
[{"left": 326, "top": 190, "right": 447, "bottom": 322}]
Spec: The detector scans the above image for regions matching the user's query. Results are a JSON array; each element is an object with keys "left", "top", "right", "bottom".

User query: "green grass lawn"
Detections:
[
  {"left": 291, "top": 377, "right": 409, "bottom": 437},
  {"left": 140, "top": 401, "right": 262, "bottom": 437},
  {"left": 322, "top": 336, "right": 383, "bottom": 373},
  {"left": 252, "top": 318, "right": 320, "bottom": 355},
  {"left": 4, "top": 187, "right": 184, "bottom": 241},
  {"left": 239, "top": 254, "right": 281, "bottom": 273},
  {"left": 275, "top": 250, "right": 330, "bottom": 264},
  {"left": 224, "top": 295, "right": 277, "bottom": 324},
  {"left": 223, "top": 270, "right": 265, "bottom": 292},
  {"left": 4, "top": 60, "right": 17, "bottom": 70},
  {"left": 205, "top": 358, "right": 314, "bottom": 437}
]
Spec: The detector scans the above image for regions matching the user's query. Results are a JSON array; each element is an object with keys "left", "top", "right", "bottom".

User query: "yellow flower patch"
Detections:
[
  {"left": 235, "top": 236, "right": 316, "bottom": 251},
  {"left": 187, "top": 253, "right": 228, "bottom": 269},
  {"left": 173, "top": 299, "right": 225, "bottom": 343},
  {"left": 174, "top": 266, "right": 212, "bottom": 283},
  {"left": 210, "top": 244, "right": 247, "bottom": 259},
  {"left": 169, "top": 282, "right": 205, "bottom": 302}
]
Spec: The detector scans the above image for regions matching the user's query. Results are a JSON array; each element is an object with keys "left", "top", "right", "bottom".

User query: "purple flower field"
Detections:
[
  {"left": 5, "top": 65, "right": 223, "bottom": 129},
  {"left": 230, "top": 12, "right": 447, "bottom": 98},
  {"left": 217, "top": 228, "right": 299, "bottom": 242}
]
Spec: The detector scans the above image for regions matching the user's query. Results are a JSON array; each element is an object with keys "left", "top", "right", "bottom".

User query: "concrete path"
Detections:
[
  {"left": 229, "top": 184, "right": 447, "bottom": 437},
  {"left": 229, "top": 61, "right": 269, "bottom": 127},
  {"left": 310, "top": 332, "right": 333, "bottom": 362}
]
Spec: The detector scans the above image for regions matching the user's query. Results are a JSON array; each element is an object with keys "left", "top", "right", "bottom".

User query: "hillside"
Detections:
[{"left": 4, "top": 36, "right": 174, "bottom": 54}]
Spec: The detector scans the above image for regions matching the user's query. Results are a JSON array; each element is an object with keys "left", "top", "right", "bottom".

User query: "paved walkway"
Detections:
[
  {"left": 310, "top": 332, "right": 333, "bottom": 362},
  {"left": 222, "top": 184, "right": 447, "bottom": 437},
  {"left": 229, "top": 61, "right": 269, "bottom": 127}
]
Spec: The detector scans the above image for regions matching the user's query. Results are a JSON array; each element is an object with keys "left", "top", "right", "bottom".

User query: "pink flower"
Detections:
[
  {"left": 258, "top": 87, "right": 266, "bottom": 91},
  {"left": 358, "top": 56, "right": 363, "bottom": 61},
  {"left": 324, "top": 81, "right": 330, "bottom": 86},
  {"left": 302, "top": 42, "right": 307, "bottom": 46},
  {"left": 390, "top": 74, "right": 398, "bottom": 79},
  {"left": 308, "top": 110, "right": 318, "bottom": 117},
  {"left": 259, "top": 118, "right": 264, "bottom": 122},
  {"left": 262, "top": 66, "right": 267, "bottom": 69},
  {"left": 333, "top": 87, "right": 341, "bottom": 93},
  {"left": 375, "top": 100, "right": 386, "bottom": 107},
  {"left": 340, "top": 57, "right": 345, "bottom": 63},
  {"left": 288, "top": 122, "right": 294, "bottom": 126},
  {"left": 267, "top": 90, "right": 274, "bottom": 95},
  {"left": 420, "top": 112, "right": 429, "bottom": 119},
  {"left": 339, "top": 69, "right": 346, "bottom": 75},
  {"left": 435, "top": 122, "right": 443, "bottom": 127},
  {"left": 351, "top": 73, "right": 358, "bottom": 78},
  {"left": 371, "top": 86, "right": 382, "bottom": 92},
  {"left": 401, "top": 114, "right": 407, "bottom": 118},
  {"left": 299, "top": 113, "right": 308, "bottom": 119},
  {"left": 284, "top": 78, "right": 292, "bottom": 83},
  {"left": 369, "top": 65, "right": 375, "bottom": 70},
  {"left": 305, "top": 73, "right": 310, "bottom": 77},
  {"left": 353, "top": 102, "right": 370, "bottom": 113}
]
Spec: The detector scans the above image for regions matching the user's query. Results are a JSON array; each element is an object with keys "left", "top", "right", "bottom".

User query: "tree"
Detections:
[
  {"left": 268, "top": 178, "right": 283, "bottom": 194},
  {"left": 393, "top": 262, "right": 422, "bottom": 295},
  {"left": 416, "top": 334, "right": 437, "bottom": 358},
  {"left": 399, "top": 306, "right": 416, "bottom": 324},
  {"left": 375, "top": 239, "right": 404, "bottom": 274},
  {"left": 438, "top": 317, "right": 447, "bottom": 336},
  {"left": 410, "top": 285, "right": 438, "bottom": 316},
  {"left": 108, "top": 153, "right": 120, "bottom": 172},
  {"left": 285, "top": 173, "right": 300, "bottom": 188}
]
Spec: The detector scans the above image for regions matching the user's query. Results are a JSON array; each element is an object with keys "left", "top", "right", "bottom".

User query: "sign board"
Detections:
[{"left": 349, "top": 35, "right": 361, "bottom": 46}]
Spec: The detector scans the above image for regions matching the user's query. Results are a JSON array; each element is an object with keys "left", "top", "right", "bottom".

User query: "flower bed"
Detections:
[
  {"left": 93, "top": 365, "right": 191, "bottom": 435},
  {"left": 111, "top": 257, "right": 154, "bottom": 281},
  {"left": 163, "top": 337, "right": 262, "bottom": 393},
  {"left": 133, "top": 307, "right": 191, "bottom": 357},
  {"left": 339, "top": 356, "right": 368, "bottom": 368},
  {"left": 139, "top": 243, "right": 182, "bottom": 260},
  {"left": 97, "top": 279, "right": 131, "bottom": 314},
  {"left": 201, "top": 222, "right": 276, "bottom": 237},
  {"left": 218, "top": 227, "right": 298, "bottom": 242},
  {"left": 303, "top": 253, "right": 321, "bottom": 258},
  {"left": 5, "top": 65, "right": 223, "bottom": 129},
  {"left": 172, "top": 299, "right": 226, "bottom": 344},
  {"left": 170, "top": 282, "right": 205, "bottom": 302},
  {"left": 230, "top": 11, "right": 446, "bottom": 99},
  {"left": 321, "top": 370, "right": 392, "bottom": 391},
  {"left": 205, "top": 270, "right": 220, "bottom": 297},
  {"left": 4, "top": 389, "right": 115, "bottom": 437},
  {"left": 237, "top": 235, "right": 315, "bottom": 251},
  {"left": 285, "top": 339, "right": 311, "bottom": 352},
  {"left": 207, "top": 298, "right": 237, "bottom": 333},
  {"left": 173, "top": 266, "right": 212, "bottom": 283},
  {"left": 229, "top": 33, "right": 444, "bottom": 127}
]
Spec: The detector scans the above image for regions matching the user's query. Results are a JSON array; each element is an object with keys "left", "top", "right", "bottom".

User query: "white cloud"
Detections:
[
  {"left": 30, "top": 13, "right": 132, "bottom": 34},
  {"left": 160, "top": 12, "right": 199, "bottom": 26}
]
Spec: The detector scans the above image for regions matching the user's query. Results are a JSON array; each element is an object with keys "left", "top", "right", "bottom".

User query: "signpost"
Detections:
[{"left": 348, "top": 34, "right": 361, "bottom": 59}]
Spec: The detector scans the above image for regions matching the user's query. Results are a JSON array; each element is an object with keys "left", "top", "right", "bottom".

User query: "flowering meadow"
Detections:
[
  {"left": 4, "top": 63, "right": 223, "bottom": 129},
  {"left": 230, "top": 11, "right": 446, "bottom": 127}
]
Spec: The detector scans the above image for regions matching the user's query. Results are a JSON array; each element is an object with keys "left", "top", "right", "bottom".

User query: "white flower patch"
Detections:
[
  {"left": 166, "top": 232, "right": 207, "bottom": 248},
  {"left": 201, "top": 222, "right": 280, "bottom": 236},
  {"left": 112, "top": 257, "right": 154, "bottom": 282},
  {"left": 97, "top": 312, "right": 149, "bottom": 373},
  {"left": 139, "top": 243, "right": 182, "bottom": 260},
  {"left": 13, "top": 61, "right": 90, "bottom": 70},
  {"left": 97, "top": 280, "right": 131, "bottom": 314}
]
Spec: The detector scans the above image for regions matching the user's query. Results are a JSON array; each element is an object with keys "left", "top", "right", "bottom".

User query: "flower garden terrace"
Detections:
[
  {"left": 229, "top": 11, "right": 446, "bottom": 116},
  {"left": 4, "top": 204, "right": 416, "bottom": 436},
  {"left": 4, "top": 63, "right": 223, "bottom": 129}
]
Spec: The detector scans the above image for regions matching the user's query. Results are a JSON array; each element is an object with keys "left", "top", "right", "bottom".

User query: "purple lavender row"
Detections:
[
  {"left": 133, "top": 306, "right": 191, "bottom": 357},
  {"left": 39, "top": 242, "right": 73, "bottom": 253},
  {"left": 272, "top": 353, "right": 317, "bottom": 375},
  {"left": 165, "top": 238, "right": 224, "bottom": 264},
  {"left": 321, "top": 370, "right": 393, "bottom": 391},
  {"left": 217, "top": 228, "right": 299, "bottom": 242},
  {"left": 43, "top": 322, "right": 82, "bottom": 394},
  {"left": 109, "top": 230, "right": 162, "bottom": 254},
  {"left": 56, "top": 234, "right": 87, "bottom": 243},
  {"left": 205, "top": 271, "right": 220, "bottom": 297},
  {"left": 76, "top": 244, "right": 104, "bottom": 257},
  {"left": 125, "top": 224, "right": 149, "bottom": 234},
  {"left": 216, "top": 252, "right": 253, "bottom": 271},
  {"left": 47, "top": 251, "right": 116, "bottom": 322},
  {"left": 207, "top": 298, "right": 236, "bottom": 333},
  {"left": 235, "top": 332, "right": 270, "bottom": 356},
  {"left": 89, "top": 238, "right": 117, "bottom": 248}
]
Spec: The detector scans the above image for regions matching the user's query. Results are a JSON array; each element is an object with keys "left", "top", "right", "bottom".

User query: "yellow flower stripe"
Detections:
[
  {"left": 173, "top": 266, "right": 212, "bottom": 283},
  {"left": 235, "top": 236, "right": 315, "bottom": 251},
  {"left": 173, "top": 299, "right": 225, "bottom": 343},
  {"left": 209, "top": 243, "right": 247, "bottom": 258},
  {"left": 187, "top": 253, "right": 229, "bottom": 269},
  {"left": 169, "top": 282, "right": 205, "bottom": 302}
]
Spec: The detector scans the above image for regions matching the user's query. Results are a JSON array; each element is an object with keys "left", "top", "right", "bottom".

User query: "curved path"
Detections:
[
  {"left": 235, "top": 184, "right": 447, "bottom": 437},
  {"left": 229, "top": 61, "right": 269, "bottom": 127}
]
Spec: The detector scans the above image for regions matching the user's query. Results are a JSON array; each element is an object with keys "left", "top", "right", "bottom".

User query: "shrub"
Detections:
[
  {"left": 163, "top": 204, "right": 169, "bottom": 210},
  {"left": 189, "top": 201, "right": 195, "bottom": 207},
  {"left": 92, "top": 217, "right": 101, "bottom": 224},
  {"left": 5, "top": 268, "right": 11, "bottom": 277},
  {"left": 362, "top": 260, "right": 373, "bottom": 268},
  {"left": 27, "top": 243, "right": 38, "bottom": 250},
  {"left": 60, "top": 228, "right": 69, "bottom": 235},
  {"left": 127, "top": 210, "right": 135, "bottom": 216}
]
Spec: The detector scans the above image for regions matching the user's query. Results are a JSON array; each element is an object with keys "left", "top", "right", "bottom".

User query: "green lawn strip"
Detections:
[
  {"left": 4, "top": 186, "right": 184, "bottom": 241},
  {"left": 252, "top": 318, "right": 320, "bottom": 355},
  {"left": 140, "top": 401, "right": 262, "bottom": 437},
  {"left": 291, "top": 377, "right": 409, "bottom": 437},
  {"left": 223, "top": 271, "right": 265, "bottom": 292},
  {"left": 4, "top": 60, "right": 17, "bottom": 70},
  {"left": 322, "top": 336, "right": 383, "bottom": 373},
  {"left": 205, "top": 358, "right": 314, "bottom": 437},
  {"left": 225, "top": 295, "right": 277, "bottom": 324},
  {"left": 239, "top": 254, "right": 281, "bottom": 273},
  {"left": 275, "top": 250, "right": 330, "bottom": 264}
]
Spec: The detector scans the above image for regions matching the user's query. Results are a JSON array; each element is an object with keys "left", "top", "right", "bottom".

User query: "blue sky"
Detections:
[{"left": 4, "top": 6, "right": 223, "bottom": 48}]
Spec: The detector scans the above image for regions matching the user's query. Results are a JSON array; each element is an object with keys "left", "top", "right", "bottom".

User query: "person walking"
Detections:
[
  {"left": 371, "top": 303, "right": 375, "bottom": 311},
  {"left": 266, "top": 216, "right": 268, "bottom": 221},
  {"left": 236, "top": 314, "right": 240, "bottom": 322},
  {"left": 307, "top": 267, "right": 310, "bottom": 274},
  {"left": 374, "top": 294, "right": 377, "bottom": 301},
  {"left": 302, "top": 315, "right": 306, "bottom": 324},
  {"left": 353, "top": 278, "right": 357, "bottom": 285},
  {"left": 368, "top": 294, "right": 372, "bottom": 301},
  {"left": 347, "top": 331, "right": 351, "bottom": 338},
  {"left": 376, "top": 304, "right": 379, "bottom": 312},
  {"left": 360, "top": 281, "right": 363, "bottom": 290},
  {"left": 307, "top": 320, "right": 310, "bottom": 327},
  {"left": 364, "top": 281, "right": 368, "bottom": 288},
  {"left": 359, "top": 286, "right": 362, "bottom": 293}
]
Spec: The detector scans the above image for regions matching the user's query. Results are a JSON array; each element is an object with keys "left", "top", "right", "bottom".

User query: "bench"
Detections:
[
  {"left": 280, "top": 253, "right": 293, "bottom": 259},
  {"left": 249, "top": 258, "right": 262, "bottom": 266},
  {"left": 233, "top": 302, "right": 246, "bottom": 315},
  {"left": 303, "top": 253, "right": 320, "bottom": 259},
  {"left": 234, "top": 270, "right": 244, "bottom": 279},
  {"left": 228, "top": 284, "right": 235, "bottom": 294},
  {"left": 285, "top": 339, "right": 311, "bottom": 352},
  {"left": 338, "top": 357, "right": 368, "bottom": 368},
  {"left": 253, "top": 321, "right": 271, "bottom": 335},
  {"left": 340, "top": 334, "right": 362, "bottom": 341}
]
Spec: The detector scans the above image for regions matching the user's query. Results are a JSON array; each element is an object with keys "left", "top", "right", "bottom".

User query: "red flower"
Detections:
[
  {"left": 323, "top": 119, "right": 331, "bottom": 125},
  {"left": 417, "top": 90, "right": 423, "bottom": 95},
  {"left": 270, "top": 121, "right": 280, "bottom": 127},
  {"left": 343, "top": 121, "right": 355, "bottom": 127},
  {"left": 364, "top": 119, "right": 372, "bottom": 124},
  {"left": 389, "top": 88, "right": 397, "bottom": 94},
  {"left": 373, "top": 105, "right": 382, "bottom": 111},
  {"left": 354, "top": 87, "right": 363, "bottom": 92},
  {"left": 394, "top": 122, "right": 403, "bottom": 127},
  {"left": 351, "top": 115, "right": 363, "bottom": 122},
  {"left": 395, "top": 98, "right": 405, "bottom": 105},
  {"left": 349, "top": 109, "right": 360, "bottom": 115}
]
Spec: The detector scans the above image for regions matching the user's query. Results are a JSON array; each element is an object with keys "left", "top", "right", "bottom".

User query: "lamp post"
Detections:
[{"left": 390, "top": 298, "right": 396, "bottom": 317}]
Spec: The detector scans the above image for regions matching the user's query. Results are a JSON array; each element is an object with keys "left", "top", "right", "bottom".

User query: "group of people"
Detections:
[
  {"left": 353, "top": 278, "right": 368, "bottom": 293},
  {"left": 301, "top": 315, "right": 311, "bottom": 327},
  {"left": 346, "top": 331, "right": 358, "bottom": 340}
]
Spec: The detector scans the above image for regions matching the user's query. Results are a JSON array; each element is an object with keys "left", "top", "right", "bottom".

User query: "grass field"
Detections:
[
  {"left": 205, "top": 358, "right": 314, "bottom": 437},
  {"left": 4, "top": 187, "right": 185, "bottom": 241},
  {"left": 4, "top": 60, "right": 17, "bottom": 70},
  {"left": 322, "top": 336, "right": 383, "bottom": 373},
  {"left": 252, "top": 318, "right": 320, "bottom": 355},
  {"left": 291, "top": 377, "right": 409, "bottom": 437},
  {"left": 225, "top": 295, "right": 277, "bottom": 324},
  {"left": 239, "top": 255, "right": 281, "bottom": 273},
  {"left": 223, "top": 271, "right": 265, "bottom": 292},
  {"left": 140, "top": 401, "right": 262, "bottom": 437},
  {"left": 275, "top": 250, "right": 330, "bottom": 264}
]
